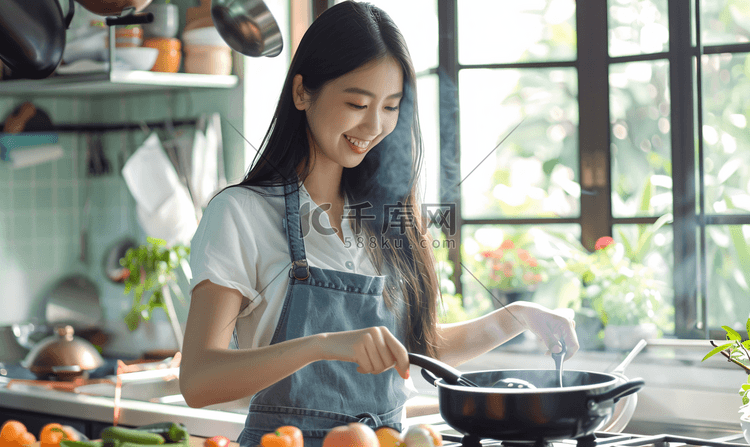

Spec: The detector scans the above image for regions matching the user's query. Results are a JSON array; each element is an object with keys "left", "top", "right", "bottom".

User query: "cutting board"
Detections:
[{"left": 31, "top": 436, "right": 239, "bottom": 447}]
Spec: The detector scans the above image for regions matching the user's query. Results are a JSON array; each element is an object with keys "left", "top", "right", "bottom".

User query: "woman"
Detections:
[{"left": 180, "top": 2, "right": 579, "bottom": 446}]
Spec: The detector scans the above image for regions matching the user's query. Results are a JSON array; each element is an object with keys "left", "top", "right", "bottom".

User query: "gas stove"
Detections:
[{"left": 435, "top": 426, "right": 749, "bottom": 447}]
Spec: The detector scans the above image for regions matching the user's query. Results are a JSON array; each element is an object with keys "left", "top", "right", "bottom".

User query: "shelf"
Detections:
[{"left": 0, "top": 70, "right": 239, "bottom": 96}]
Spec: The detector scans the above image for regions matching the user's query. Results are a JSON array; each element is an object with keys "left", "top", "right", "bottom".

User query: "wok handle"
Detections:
[
  {"left": 588, "top": 378, "right": 645, "bottom": 407},
  {"left": 409, "top": 353, "right": 464, "bottom": 386},
  {"left": 420, "top": 368, "right": 439, "bottom": 387}
]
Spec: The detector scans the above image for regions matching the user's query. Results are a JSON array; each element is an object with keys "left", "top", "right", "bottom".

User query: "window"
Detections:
[{"left": 322, "top": 0, "right": 750, "bottom": 339}]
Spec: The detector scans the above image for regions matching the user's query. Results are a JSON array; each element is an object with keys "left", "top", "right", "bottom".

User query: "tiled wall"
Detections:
[
  {"left": 0, "top": 87, "right": 247, "bottom": 356},
  {"left": 0, "top": 0, "right": 290, "bottom": 358}
]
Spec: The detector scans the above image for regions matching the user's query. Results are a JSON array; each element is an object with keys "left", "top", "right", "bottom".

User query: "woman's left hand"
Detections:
[{"left": 515, "top": 302, "right": 579, "bottom": 360}]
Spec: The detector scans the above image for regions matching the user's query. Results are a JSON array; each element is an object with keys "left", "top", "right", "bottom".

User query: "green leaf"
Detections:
[
  {"left": 747, "top": 317, "right": 750, "bottom": 340},
  {"left": 148, "top": 236, "right": 167, "bottom": 247},
  {"left": 724, "top": 325, "right": 742, "bottom": 341},
  {"left": 639, "top": 176, "right": 653, "bottom": 214},
  {"left": 633, "top": 213, "right": 673, "bottom": 263},
  {"left": 617, "top": 227, "right": 634, "bottom": 259},
  {"left": 702, "top": 342, "right": 734, "bottom": 361},
  {"left": 124, "top": 309, "right": 141, "bottom": 331}
]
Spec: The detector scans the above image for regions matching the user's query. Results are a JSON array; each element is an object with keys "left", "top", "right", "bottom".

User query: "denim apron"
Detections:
[{"left": 237, "top": 181, "right": 410, "bottom": 447}]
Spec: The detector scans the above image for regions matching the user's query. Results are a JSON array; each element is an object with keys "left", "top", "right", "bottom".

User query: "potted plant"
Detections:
[
  {"left": 702, "top": 318, "right": 750, "bottom": 440},
  {"left": 553, "top": 216, "right": 675, "bottom": 350},
  {"left": 120, "top": 236, "right": 191, "bottom": 350},
  {"left": 478, "top": 236, "right": 544, "bottom": 310}
]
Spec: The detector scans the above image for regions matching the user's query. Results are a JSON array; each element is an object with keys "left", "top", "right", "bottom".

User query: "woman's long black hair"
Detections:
[{"left": 216, "top": 1, "right": 440, "bottom": 357}]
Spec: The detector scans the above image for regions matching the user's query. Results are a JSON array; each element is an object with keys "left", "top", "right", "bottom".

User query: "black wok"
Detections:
[{"left": 409, "top": 353, "right": 644, "bottom": 442}]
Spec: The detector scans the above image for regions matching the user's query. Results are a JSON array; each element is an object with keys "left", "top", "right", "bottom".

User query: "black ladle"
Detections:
[{"left": 409, "top": 338, "right": 567, "bottom": 390}]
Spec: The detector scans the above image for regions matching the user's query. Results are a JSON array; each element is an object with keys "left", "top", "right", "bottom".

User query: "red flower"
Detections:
[
  {"left": 517, "top": 249, "right": 530, "bottom": 262},
  {"left": 482, "top": 249, "right": 504, "bottom": 259},
  {"left": 595, "top": 236, "right": 615, "bottom": 250},
  {"left": 500, "top": 240, "right": 515, "bottom": 250}
]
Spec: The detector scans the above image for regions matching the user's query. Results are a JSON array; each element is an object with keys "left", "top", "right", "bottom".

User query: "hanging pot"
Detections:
[
  {"left": 0, "top": 0, "right": 74, "bottom": 79},
  {"left": 21, "top": 325, "right": 105, "bottom": 381},
  {"left": 103, "top": 237, "right": 138, "bottom": 283},
  {"left": 44, "top": 274, "right": 103, "bottom": 331},
  {"left": 211, "top": 0, "right": 283, "bottom": 57}
]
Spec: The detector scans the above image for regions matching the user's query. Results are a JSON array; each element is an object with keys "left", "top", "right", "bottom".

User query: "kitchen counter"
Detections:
[
  {"left": 1, "top": 341, "right": 745, "bottom": 439},
  {"left": 0, "top": 371, "right": 440, "bottom": 440}
]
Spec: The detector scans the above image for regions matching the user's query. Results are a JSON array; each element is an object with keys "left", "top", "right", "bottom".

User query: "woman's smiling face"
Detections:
[{"left": 293, "top": 56, "right": 404, "bottom": 170}]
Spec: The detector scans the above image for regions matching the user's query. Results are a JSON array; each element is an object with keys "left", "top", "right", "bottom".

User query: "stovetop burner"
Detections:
[{"left": 440, "top": 431, "right": 750, "bottom": 447}]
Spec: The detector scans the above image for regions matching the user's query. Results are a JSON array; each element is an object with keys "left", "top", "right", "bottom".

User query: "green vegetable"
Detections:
[
  {"left": 120, "top": 442, "right": 170, "bottom": 447},
  {"left": 101, "top": 427, "right": 165, "bottom": 445},
  {"left": 135, "top": 423, "right": 189, "bottom": 443},
  {"left": 60, "top": 441, "right": 102, "bottom": 447}
]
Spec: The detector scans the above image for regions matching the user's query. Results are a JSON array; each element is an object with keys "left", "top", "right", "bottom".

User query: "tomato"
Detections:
[
  {"left": 39, "top": 424, "right": 78, "bottom": 447},
  {"left": 204, "top": 436, "right": 230, "bottom": 447},
  {"left": 322, "top": 423, "right": 379, "bottom": 447},
  {"left": 1, "top": 420, "right": 26, "bottom": 447},
  {"left": 260, "top": 431, "right": 292, "bottom": 447},
  {"left": 276, "top": 427, "right": 303, "bottom": 447},
  {"left": 375, "top": 426, "right": 403, "bottom": 447},
  {"left": 1, "top": 420, "right": 35, "bottom": 447}
]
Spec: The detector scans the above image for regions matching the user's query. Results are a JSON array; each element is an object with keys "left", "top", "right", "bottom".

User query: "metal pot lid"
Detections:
[{"left": 21, "top": 325, "right": 104, "bottom": 374}]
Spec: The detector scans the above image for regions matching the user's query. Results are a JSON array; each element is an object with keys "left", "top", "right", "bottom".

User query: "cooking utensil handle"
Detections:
[
  {"left": 588, "top": 378, "right": 645, "bottom": 405},
  {"left": 611, "top": 339, "right": 648, "bottom": 376},
  {"left": 420, "top": 368, "right": 439, "bottom": 387},
  {"left": 105, "top": 12, "right": 154, "bottom": 26},
  {"left": 408, "top": 353, "right": 476, "bottom": 387}
]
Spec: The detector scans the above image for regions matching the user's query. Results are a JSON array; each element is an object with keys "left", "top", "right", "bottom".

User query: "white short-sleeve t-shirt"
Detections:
[{"left": 188, "top": 183, "right": 379, "bottom": 349}]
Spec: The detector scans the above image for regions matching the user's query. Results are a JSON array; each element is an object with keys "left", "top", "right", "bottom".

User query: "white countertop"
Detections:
[
  {"left": 0, "top": 371, "right": 441, "bottom": 440},
  {"left": 1, "top": 342, "right": 746, "bottom": 439}
]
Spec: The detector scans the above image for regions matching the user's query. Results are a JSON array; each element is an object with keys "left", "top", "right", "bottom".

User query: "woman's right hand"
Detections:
[{"left": 318, "top": 326, "right": 410, "bottom": 380}]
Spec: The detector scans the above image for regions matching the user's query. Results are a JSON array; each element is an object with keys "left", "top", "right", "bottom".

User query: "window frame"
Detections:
[
  {"left": 316, "top": 0, "right": 750, "bottom": 339},
  {"left": 437, "top": 0, "right": 750, "bottom": 340}
]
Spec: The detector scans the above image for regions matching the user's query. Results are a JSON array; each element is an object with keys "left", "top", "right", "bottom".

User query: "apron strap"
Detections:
[
  {"left": 283, "top": 179, "right": 310, "bottom": 280},
  {"left": 354, "top": 412, "right": 384, "bottom": 429}
]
